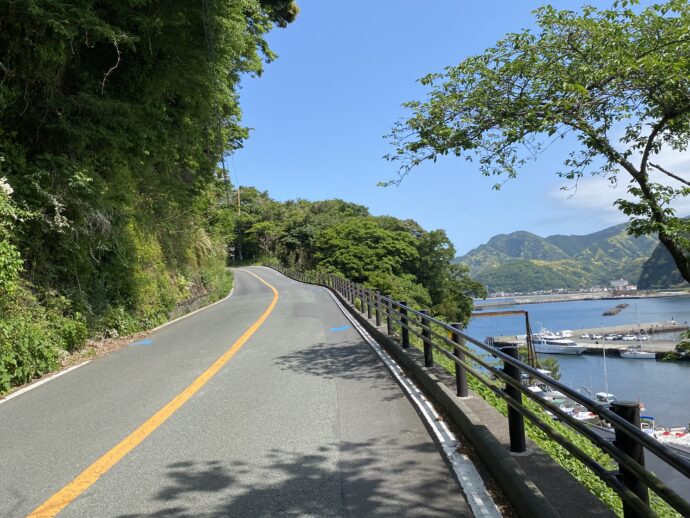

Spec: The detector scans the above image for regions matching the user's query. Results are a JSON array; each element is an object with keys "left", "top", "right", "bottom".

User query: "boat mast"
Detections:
[{"left": 603, "top": 343, "right": 609, "bottom": 396}]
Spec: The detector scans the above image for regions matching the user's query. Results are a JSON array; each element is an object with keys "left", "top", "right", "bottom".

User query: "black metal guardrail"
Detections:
[{"left": 269, "top": 265, "right": 690, "bottom": 518}]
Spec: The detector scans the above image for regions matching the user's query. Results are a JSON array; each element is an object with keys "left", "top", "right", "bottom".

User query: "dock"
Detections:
[{"left": 492, "top": 321, "right": 687, "bottom": 356}]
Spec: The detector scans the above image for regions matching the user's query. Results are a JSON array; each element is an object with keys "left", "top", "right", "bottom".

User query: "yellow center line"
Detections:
[{"left": 28, "top": 269, "right": 278, "bottom": 518}]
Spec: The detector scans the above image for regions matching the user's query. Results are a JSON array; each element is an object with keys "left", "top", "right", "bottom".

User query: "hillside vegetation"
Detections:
[
  {"left": 456, "top": 223, "right": 658, "bottom": 292},
  {"left": 235, "top": 189, "right": 486, "bottom": 322},
  {"left": 0, "top": 1, "right": 298, "bottom": 392},
  {"left": 639, "top": 242, "right": 690, "bottom": 289}
]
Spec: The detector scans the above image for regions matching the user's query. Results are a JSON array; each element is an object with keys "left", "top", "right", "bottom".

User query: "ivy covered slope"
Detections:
[
  {"left": 235, "top": 188, "right": 486, "bottom": 323},
  {"left": 456, "top": 223, "right": 657, "bottom": 293},
  {"left": 0, "top": 1, "right": 298, "bottom": 392}
]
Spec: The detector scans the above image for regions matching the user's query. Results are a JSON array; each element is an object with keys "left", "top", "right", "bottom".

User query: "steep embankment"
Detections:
[{"left": 0, "top": 1, "right": 298, "bottom": 393}]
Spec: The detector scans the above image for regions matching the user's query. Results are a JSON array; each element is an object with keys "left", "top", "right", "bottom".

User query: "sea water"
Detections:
[{"left": 466, "top": 295, "right": 690, "bottom": 426}]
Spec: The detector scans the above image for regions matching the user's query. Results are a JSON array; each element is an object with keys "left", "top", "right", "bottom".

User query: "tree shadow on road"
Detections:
[
  {"left": 273, "top": 340, "right": 405, "bottom": 403},
  {"left": 117, "top": 437, "right": 465, "bottom": 518}
]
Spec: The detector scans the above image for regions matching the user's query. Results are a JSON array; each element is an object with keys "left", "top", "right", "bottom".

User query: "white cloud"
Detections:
[{"left": 548, "top": 148, "right": 690, "bottom": 222}]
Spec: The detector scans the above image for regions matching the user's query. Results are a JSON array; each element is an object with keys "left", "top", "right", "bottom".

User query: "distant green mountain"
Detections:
[
  {"left": 459, "top": 231, "right": 570, "bottom": 274},
  {"left": 456, "top": 223, "right": 658, "bottom": 293},
  {"left": 638, "top": 242, "right": 689, "bottom": 289}
]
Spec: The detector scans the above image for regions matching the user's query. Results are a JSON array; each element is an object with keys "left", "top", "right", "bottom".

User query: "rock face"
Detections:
[{"left": 455, "top": 223, "right": 658, "bottom": 292}]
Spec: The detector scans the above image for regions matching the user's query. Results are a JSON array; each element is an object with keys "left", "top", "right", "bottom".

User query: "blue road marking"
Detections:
[
  {"left": 329, "top": 325, "right": 351, "bottom": 332},
  {"left": 129, "top": 339, "right": 153, "bottom": 347}
]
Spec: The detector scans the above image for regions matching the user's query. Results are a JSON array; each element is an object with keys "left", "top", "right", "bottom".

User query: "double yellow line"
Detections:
[{"left": 28, "top": 269, "right": 278, "bottom": 517}]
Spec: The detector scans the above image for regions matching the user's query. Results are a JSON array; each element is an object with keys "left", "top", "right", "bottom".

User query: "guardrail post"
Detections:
[
  {"left": 386, "top": 299, "right": 393, "bottom": 335},
  {"left": 399, "top": 302, "right": 409, "bottom": 349},
  {"left": 366, "top": 290, "right": 372, "bottom": 319},
  {"left": 451, "top": 323, "right": 468, "bottom": 397},
  {"left": 349, "top": 282, "right": 355, "bottom": 305},
  {"left": 420, "top": 310, "right": 432, "bottom": 367},
  {"left": 374, "top": 293, "right": 381, "bottom": 327},
  {"left": 611, "top": 401, "right": 649, "bottom": 517},
  {"left": 499, "top": 344, "right": 526, "bottom": 453}
]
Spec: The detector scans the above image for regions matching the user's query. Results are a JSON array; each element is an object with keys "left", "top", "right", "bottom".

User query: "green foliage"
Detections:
[
  {"left": 314, "top": 217, "right": 420, "bottom": 281},
  {"left": 388, "top": 0, "right": 690, "bottom": 286},
  {"left": 0, "top": 316, "right": 58, "bottom": 393},
  {"left": 0, "top": 179, "right": 23, "bottom": 296},
  {"left": 232, "top": 190, "right": 486, "bottom": 323},
  {"left": 663, "top": 330, "right": 690, "bottom": 362},
  {"left": 0, "top": 1, "right": 295, "bottom": 393}
]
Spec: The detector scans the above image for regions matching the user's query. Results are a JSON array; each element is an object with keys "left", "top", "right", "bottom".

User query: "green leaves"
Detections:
[{"left": 0, "top": 1, "right": 296, "bottom": 393}]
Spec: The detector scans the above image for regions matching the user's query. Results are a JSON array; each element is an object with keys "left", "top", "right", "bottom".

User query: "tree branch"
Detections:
[
  {"left": 649, "top": 162, "right": 690, "bottom": 187},
  {"left": 101, "top": 37, "right": 122, "bottom": 94},
  {"left": 640, "top": 115, "right": 670, "bottom": 176}
]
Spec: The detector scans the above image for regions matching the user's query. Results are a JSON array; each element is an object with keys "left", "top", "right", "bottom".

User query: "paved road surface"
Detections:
[{"left": 1, "top": 267, "right": 475, "bottom": 517}]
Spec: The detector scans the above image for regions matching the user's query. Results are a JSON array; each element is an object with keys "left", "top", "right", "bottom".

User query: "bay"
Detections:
[{"left": 466, "top": 295, "right": 690, "bottom": 427}]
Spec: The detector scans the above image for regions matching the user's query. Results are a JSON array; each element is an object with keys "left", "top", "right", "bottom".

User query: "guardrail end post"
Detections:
[
  {"left": 451, "top": 323, "right": 468, "bottom": 397},
  {"left": 499, "top": 344, "right": 526, "bottom": 453},
  {"left": 611, "top": 401, "right": 649, "bottom": 516}
]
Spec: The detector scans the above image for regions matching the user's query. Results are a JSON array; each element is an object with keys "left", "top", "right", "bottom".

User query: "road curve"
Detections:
[{"left": 1, "top": 267, "right": 471, "bottom": 517}]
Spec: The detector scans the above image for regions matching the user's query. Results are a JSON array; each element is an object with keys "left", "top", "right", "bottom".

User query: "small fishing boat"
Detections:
[{"left": 619, "top": 346, "right": 656, "bottom": 359}]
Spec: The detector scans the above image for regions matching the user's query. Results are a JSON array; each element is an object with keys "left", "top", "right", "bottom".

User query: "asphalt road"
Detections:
[{"left": 0, "top": 267, "right": 472, "bottom": 517}]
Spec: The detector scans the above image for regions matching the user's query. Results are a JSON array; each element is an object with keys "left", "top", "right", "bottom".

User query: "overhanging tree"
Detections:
[{"left": 387, "top": 0, "right": 690, "bottom": 283}]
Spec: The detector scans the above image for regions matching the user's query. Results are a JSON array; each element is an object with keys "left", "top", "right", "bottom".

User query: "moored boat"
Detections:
[
  {"left": 532, "top": 337, "right": 587, "bottom": 355},
  {"left": 619, "top": 346, "right": 656, "bottom": 359}
]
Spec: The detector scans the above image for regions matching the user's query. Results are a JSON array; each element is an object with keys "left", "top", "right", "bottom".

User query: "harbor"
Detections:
[{"left": 493, "top": 320, "right": 687, "bottom": 357}]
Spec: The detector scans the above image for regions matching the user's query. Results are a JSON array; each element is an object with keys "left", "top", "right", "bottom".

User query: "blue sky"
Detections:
[{"left": 231, "top": 0, "right": 687, "bottom": 256}]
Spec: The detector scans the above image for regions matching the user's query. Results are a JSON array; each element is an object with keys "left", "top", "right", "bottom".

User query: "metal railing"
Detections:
[{"left": 270, "top": 265, "right": 690, "bottom": 518}]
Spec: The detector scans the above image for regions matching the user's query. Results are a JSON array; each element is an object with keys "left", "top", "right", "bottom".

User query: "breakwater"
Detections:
[{"left": 475, "top": 290, "right": 688, "bottom": 308}]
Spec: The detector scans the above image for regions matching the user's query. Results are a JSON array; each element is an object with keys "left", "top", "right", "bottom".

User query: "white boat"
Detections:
[
  {"left": 532, "top": 337, "right": 587, "bottom": 355},
  {"left": 654, "top": 426, "right": 690, "bottom": 455},
  {"left": 620, "top": 346, "right": 656, "bottom": 359}
]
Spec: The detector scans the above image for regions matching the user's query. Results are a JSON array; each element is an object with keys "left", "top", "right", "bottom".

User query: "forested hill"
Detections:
[
  {"left": 233, "top": 189, "right": 486, "bottom": 321},
  {"left": 638, "top": 242, "right": 690, "bottom": 289},
  {"left": 455, "top": 223, "right": 658, "bottom": 293},
  {"left": 0, "top": 1, "right": 301, "bottom": 392}
]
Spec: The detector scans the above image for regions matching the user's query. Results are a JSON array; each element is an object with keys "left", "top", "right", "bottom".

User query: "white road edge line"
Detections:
[
  {"left": 325, "top": 289, "right": 502, "bottom": 518},
  {"left": 0, "top": 362, "right": 91, "bottom": 405},
  {"left": 0, "top": 279, "right": 238, "bottom": 405}
]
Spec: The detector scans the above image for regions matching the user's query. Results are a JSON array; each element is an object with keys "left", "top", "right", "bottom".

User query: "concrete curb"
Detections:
[{"left": 327, "top": 288, "right": 560, "bottom": 518}]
